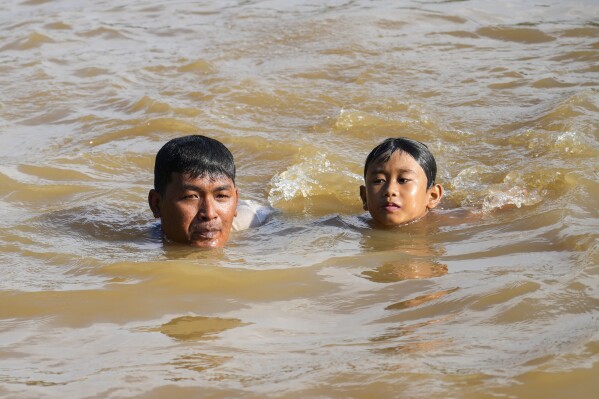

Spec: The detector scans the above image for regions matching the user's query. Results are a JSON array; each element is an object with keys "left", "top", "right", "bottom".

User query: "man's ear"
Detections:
[
  {"left": 359, "top": 185, "right": 368, "bottom": 210},
  {"left": 234, "top": 187, "right": 239, "bottom": 217},
  {"left": 426, "top": 184, "right": 443, "bottom": 210},
  {"left": 148, "top": 189, "right": 162, "bottom": 218}
]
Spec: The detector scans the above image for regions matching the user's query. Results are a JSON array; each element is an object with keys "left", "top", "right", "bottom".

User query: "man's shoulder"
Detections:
[{"left": 233, "top": 200, "right": 274, "bottom": 231}]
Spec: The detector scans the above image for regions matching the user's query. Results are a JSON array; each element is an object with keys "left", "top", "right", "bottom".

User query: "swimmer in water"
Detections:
[
  {"left": 148, "top": 135, "right": 270, "bottom": 248},
  {"left": 360, "top": 137, "right": 443, "bottom": 227}
]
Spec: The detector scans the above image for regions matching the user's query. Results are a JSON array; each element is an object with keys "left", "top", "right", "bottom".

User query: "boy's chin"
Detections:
[{"left": 371, "top": 214, "right": 425, "bottom": 228}]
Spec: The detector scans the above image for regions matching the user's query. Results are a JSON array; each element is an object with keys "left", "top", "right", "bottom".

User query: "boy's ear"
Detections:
[
  {"left": 426, "top": 184, "right": 443, "bottom": 210},
  {"left": 148, "top": 189, "right": 161, "bottom": 218},
  {"left": 359, "top": 185, "right": 368, "bottom": 210}
]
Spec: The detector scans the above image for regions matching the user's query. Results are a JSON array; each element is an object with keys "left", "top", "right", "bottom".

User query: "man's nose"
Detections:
[{"left": 197, "top": 198, "right": 218, "bottom": 220}]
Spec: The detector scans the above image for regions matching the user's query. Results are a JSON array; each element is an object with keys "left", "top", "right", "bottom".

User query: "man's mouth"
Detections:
[{"left": 190, "top": 226, "right": 221, "bottom": 240}]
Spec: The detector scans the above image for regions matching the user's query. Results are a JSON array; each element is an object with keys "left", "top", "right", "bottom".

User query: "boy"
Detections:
[
  {"left": 148, "top": 135, "right": 268, "bottom": 248},
  {"left": 360, "top": 137, "right": 443, "bottom": 227}
]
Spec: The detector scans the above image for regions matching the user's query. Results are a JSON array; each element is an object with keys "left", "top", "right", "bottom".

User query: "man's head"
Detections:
[{"left": 148, "top": 135, "right": 239, "bottom": 248}]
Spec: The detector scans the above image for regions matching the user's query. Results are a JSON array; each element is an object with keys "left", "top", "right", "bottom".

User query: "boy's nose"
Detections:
[{"left": 384, "top": 182, "right": 399, "bottom": 197}]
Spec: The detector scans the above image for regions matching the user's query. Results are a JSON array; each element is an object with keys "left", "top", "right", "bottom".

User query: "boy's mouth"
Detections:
[{"left": 382, "top": 202, "right": 401, "bottom": 212}]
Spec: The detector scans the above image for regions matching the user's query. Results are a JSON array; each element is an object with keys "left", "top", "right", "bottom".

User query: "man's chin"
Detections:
[
  {"left": 162, "top": 234, "right": 227, "bottom": 248},
  {"left": 189, "top": 232, "right": 228, "bottom": 248},
  {"left": 189, "top": 238, "right": 225, "bottom": 248}
]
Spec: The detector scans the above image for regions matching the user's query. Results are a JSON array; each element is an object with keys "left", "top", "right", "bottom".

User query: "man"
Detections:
[{"left": 148, "top": 135, "right": 239, "bottom": 248}]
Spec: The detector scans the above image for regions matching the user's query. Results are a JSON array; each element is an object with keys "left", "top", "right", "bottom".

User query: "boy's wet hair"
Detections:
[
  {"left": 154, "top": 135, "right": 236, "bottom": 194},
  {"left": 364, "top": 137, "right": 437, "bottom": 189}
]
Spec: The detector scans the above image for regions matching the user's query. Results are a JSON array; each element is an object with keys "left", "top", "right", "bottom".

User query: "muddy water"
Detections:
[{"left": 1, "top": 0, "right": 598, "bottom": 398}]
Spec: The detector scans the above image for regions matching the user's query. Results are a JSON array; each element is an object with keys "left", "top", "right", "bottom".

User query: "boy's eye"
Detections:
[
  {"left": 216, "top": 193, "right": 231, "bottom": 200},
  {"left": 371, "top": 178, "right": 385, "bottom": 184},
  {"left": 398, "top": 178, "right": 410, "bottom": 184},
  {"left": 182, "top": 193, "right": 199, "bottom": 199}
]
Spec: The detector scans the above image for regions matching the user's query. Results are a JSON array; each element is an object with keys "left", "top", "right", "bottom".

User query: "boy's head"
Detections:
[
  {"left": 360, "top": 137, "right": 443, "bottom": 227},
  {"left": 148, "top": 135, "right": 239, "bottom": 248}
]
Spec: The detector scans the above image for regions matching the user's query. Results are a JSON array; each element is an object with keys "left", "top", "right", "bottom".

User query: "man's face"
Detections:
[
  {"left": 149, "top": 172, "right": 238, "bottom": 248},
  {"left": 360, "top": 151, "right": 437, "bottom": 227}
]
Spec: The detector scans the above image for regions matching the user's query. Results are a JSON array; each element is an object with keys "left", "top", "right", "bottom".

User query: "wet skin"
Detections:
[
  {"left": 148, "top": 173, "right": 238, "bottom": 248},
  {"left": 360, "top": 151, "right": 443, "bottom": 227}
]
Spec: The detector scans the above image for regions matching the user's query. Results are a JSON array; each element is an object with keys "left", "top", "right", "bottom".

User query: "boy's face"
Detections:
[
  {"left": 148, "top": 172, "right": 238, "bottom": 248},
  {"left": 360, "top": 151, "right": 442, "bottom": 227}
]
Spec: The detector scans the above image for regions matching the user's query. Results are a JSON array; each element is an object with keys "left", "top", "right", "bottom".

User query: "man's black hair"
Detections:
[
  {"left": 154, "top": 135, "right": 236, "bottom": 194},
  {"left": 363, "top": 137, "right": 437, "bottom": 189}
]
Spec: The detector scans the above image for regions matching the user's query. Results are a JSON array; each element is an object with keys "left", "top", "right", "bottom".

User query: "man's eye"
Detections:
[
  {"left": 183, "top": 194, "right": 199, "bottom": 199},
  {"left": 398, "top": 178, "right": 410, "bottom": 184}
]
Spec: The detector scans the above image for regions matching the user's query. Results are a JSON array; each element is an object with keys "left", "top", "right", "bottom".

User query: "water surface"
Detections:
[{"left": 0, "top": 0, "right": 598, "bottom": 398}]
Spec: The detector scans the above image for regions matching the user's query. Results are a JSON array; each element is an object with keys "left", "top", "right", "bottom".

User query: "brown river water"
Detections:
[{"left": 1, "top": 0, "right": 598, "bottom": 398}]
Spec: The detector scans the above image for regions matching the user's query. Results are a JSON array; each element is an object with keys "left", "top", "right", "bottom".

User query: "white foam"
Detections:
[{"left": 482, "top": 185, "right": 543, "bottom": 212}]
